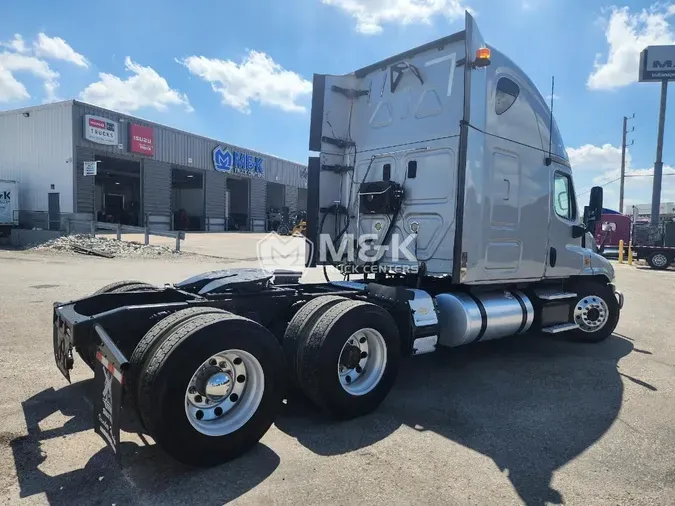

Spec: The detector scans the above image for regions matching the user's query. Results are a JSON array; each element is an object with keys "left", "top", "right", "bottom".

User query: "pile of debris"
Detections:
[{"left": 31, "top": 234, "right": 181, "bottom": 258}]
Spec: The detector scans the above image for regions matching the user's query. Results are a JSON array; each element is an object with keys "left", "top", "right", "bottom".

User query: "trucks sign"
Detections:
[
  {"left": 212, "top": 145, "right": 265, "bottom": 178},
  {"left": 639, "top": 45, "right": 675, "bottom": 82},
  {"left": 84, "top": 115, "right": 119, "bottom": 146},
  {"left": 129, "top": 124, "right": 154, "bottom": 156}
]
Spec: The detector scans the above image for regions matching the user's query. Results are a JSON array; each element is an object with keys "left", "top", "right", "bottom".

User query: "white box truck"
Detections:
[
  {"left": 50, "top": 12, "right": 623, "bottom": 467},
  {"left": 0, "top": 179, "right": 19, "bottom": 237}
]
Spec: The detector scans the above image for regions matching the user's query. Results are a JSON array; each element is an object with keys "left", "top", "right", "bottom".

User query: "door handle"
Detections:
[{"left": 503, "top": 179, "right": 510, "bottom": 201}]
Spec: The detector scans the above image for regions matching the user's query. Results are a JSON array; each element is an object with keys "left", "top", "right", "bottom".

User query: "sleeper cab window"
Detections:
[
  {"left": 495, "top": 77, "right": 520, "bottom": 115},
  {"left": 553, "top": 172, "right": 575, "bottom": 221}
]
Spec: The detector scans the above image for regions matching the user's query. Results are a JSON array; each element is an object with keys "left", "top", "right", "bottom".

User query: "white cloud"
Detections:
[
  {"left": 0, "top": 67, "right": 29, "bottom": 102},
  {"left": 178, "top": 50, "right": 312, "bottom": 114},
  {"left": 321, "top": 0, "right": 471, "bottom": 35},
  {"left": 0, "top": 32, "right": 88, "bottom": 103},
  {"left": 34, "top": 33, "right": 89, "bottom": 68},
  {"left": 1, "top": 34, "right": 28, "bottom": 53},
  {"left": 568, "top": 143, "right": 628, "bottom": 173},
  {"left": 568, "top": 142, "right": 675, "bottom": 210},
  {"left": 587, "top": 4, "right": 675, "bottom": 90},
  {"left": 80, "top": 57, "right": 192, "bottom": 113},
  {"left": 0, "top": 51, "right": 60, "bottom": 101}
]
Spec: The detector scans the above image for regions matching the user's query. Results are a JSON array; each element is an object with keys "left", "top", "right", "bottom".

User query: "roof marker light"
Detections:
[{"left": 474, "top": 47, "right": 491, "bottom": 68}]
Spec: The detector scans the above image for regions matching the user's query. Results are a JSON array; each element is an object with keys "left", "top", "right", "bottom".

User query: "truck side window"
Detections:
[
  {"left": 495, "top": 77, "right": 519, "bottom": 115},
  {"left": 383, "top": 163, "right": 391, "bottom": 181},
  {"left": 554, "top": 172, "right": 575, "bottom": 221}
]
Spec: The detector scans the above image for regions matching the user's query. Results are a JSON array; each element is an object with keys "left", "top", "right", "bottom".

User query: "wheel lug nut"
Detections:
[
  {"left": 196, "top": 410, "right": 204, "bottom": 420},
  {"left": 209, "top": 358, "right": 217, "bottom": 366},
  {"left": 188, "top": 386, "right": 196, "bottom": 394},
  {"left": 219, "top": 361, "right": 227, "bottom": 368},
  {"left": 345, "top": 375, "right": 352, "bottom": 383},
  {"left": 194, "top": 395, "right": 203, "bottom": 403},
  {"left": 237, "top": 375, "right": 246, "bottom": 383},
  {"left": 214, "top": 407, "right": 223, "bottom": 416},
  {"left": 230, "top": 393, "right": 239, "bottom": 402},
  {"left": 355, "top": 366, "right": 362, "bottom": 373},
  {"left": 359, "top": 337, "right": 366, "bottom": 344},
  {"left": 361, "top": 351, "right": 368, "bottom": 358}
]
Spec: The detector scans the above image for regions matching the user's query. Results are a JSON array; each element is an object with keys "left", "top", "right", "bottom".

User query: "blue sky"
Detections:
[{"left": 1, "top": 0, "right": 674, "bottom": 211}]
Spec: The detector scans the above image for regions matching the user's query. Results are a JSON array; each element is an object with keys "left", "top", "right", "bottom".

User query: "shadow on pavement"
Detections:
[
  {"left": 11, "top": 380, "right": 279, "bottom": 505},
  {"left": 276, "top": 333, "right": 635, "bottom": 506}
]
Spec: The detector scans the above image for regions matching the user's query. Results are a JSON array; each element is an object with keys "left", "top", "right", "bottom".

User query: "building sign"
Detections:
[
  {"left": 83, "top": 161, "right": 98, "bottom": 176},
  {"left": 129, "top": 124, "right": 154, "bottom": 156},
  {"left": 639, "top": 45, "right": 675, "bottom": 82},
  {"left": 84, "top": 115, "right": 119, "bottom": 145},
  {"left": 212, "top": 145, "right": 264, "bottom": 178}
]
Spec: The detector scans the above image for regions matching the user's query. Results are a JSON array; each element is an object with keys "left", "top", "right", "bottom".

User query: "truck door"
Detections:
[{"left": 544, "top": 164, "right": 584, "bottom": 278}]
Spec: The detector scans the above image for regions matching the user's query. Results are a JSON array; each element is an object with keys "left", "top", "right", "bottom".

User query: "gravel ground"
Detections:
[
  {"left": 0, "top": 248, "right": 673, "bottom": 506},
  {"left": 29, "top": 235, "right": 183, "bottom": 258}
]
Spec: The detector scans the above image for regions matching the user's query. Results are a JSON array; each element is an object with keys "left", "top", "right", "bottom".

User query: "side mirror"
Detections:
[{"left": 584, "top": 186, "right": 603, "bottom": 230}]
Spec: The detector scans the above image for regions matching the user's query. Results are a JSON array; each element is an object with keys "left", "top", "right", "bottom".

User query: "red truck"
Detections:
[{"left": 594, "top": 210, "right": 631, "bottom": 258}]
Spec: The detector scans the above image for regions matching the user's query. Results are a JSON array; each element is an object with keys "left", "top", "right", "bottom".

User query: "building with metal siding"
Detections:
[
  {"left": 0, "top": 100, "right": 307, "bottom": 231},
  {"left": 0, "top": 102, "right": 74, "bottom": 228}
]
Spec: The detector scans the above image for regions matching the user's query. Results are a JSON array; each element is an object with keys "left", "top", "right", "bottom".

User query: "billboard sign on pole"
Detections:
[{"left": 639, "top": 45, "right": 675, "bottom": 82}]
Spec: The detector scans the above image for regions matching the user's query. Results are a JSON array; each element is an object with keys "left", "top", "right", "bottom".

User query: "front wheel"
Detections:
[{"left": 567, "top": 281, "right": 620, "bottom": 343}]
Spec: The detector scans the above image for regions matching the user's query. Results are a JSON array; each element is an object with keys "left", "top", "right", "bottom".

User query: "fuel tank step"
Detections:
[
  {"left": 534, "top": 290, "right": 578, "bottom": 301},
  {"left": 541, "top": 322, "right": 579, "bottom": 334}
]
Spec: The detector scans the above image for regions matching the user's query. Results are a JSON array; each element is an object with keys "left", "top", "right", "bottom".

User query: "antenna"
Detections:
[{"left": 545, "top": 76, "right": 554, "bottom": 166}]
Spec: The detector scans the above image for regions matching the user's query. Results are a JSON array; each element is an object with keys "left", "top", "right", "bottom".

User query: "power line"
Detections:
[{"left": 577, "top": 172, "right": 675, "bottom": 197}]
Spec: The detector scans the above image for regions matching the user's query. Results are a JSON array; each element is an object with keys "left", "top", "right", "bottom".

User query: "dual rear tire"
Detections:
[
  {"left": 77, "top": 280, "right": 157, "bottom": 370},
  {"left": 284, "top": 297, "right": 401, "bottom": 419},
  {"left": 131, "top": 308, "right": 285, "bottom": 467}
]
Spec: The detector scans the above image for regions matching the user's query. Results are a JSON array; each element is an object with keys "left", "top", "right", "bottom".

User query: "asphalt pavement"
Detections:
[{"left": 0, "top": 246, "right": 673, "bottom": 505}]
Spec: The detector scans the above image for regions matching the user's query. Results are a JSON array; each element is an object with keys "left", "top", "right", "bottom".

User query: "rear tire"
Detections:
[
  {"left": 296, "top": 300, "right": 400, "bottom": 419},
  {"left": 76, "top": 280, "right": 157, "bottom": 370},
  {"left": 93, "top": 280, "right": 155, "bottom": 294},
  {"left": 137, "top": 313, "right": 285, "bottom": 467},
  {"left": 647, "top": 252, "right": 670, "bottom": 270},
  {"left": 128, "top": 306, "right": 230, "bottom": 418},
  {"left": 566, "top": 281, "right": 619, "bottom": 343},
  {"left": 283, "top": 296, "right": 349, "bottom": 385}
]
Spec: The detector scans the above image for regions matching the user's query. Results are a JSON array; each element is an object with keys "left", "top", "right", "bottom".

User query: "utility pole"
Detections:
[{"left": 618, "top": 114, "right": 635, "bottom": 214}]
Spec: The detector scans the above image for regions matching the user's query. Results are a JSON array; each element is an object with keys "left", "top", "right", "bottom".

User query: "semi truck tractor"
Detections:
[{"left": 51, "top": 12, "right": 623, "bottom": 467}]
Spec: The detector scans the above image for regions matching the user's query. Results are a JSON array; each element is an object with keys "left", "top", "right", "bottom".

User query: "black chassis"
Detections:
[
  {"left": 53, "top": 269, "right": 430, "bottom": 459},
  {"left": 52, "top": 271, "right": 424, "bottom": 388}
]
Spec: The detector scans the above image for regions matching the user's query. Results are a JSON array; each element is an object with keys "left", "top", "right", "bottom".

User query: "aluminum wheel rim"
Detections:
[
  {"left": 184, "top": 349, "right": 264, "bottom": 436},
  {"left": 337, "top": 328, "right": 387, "bottom": 396},
  {"left": 652, "top": 254, "right": 668, "bottom": 268},
  {"left": 574, "top": 296, "right": 609, "bottom": 333}
]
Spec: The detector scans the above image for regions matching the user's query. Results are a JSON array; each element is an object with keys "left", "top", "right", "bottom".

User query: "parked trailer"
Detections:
[
  {"left": 631, "top": 221, "right": 675, "bottom": 269},
  {"left": 0, "top": 179, "right": 19, "bottom": 237},
  {"left": 51, "top": 12, "right": 624, "bottom": 467}
]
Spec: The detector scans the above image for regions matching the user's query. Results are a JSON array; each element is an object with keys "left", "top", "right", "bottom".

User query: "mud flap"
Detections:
[{"left": 93, "top": 350, "right": 124, "bottom": 461}]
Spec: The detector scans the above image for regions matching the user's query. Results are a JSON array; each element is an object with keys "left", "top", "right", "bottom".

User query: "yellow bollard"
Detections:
[
  {"left": 618, "top": 239, "right": 624, "bottom": 264},
  {"left": 628, "top": 241, "right": 633, "bottom": 265}
]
